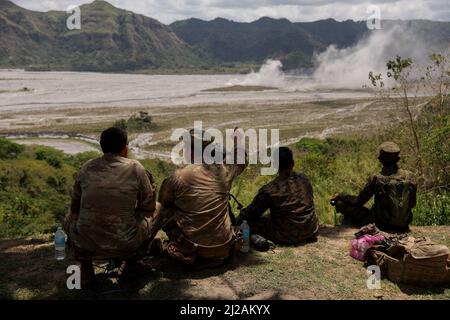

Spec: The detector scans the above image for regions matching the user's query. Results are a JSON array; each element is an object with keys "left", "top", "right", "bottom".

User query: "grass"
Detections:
[
  {"left": 0, "top": 226, "right": 448, "bottom": 300},
  {"left": 0, "top": 91, "right": 448, "bottom": 299}
]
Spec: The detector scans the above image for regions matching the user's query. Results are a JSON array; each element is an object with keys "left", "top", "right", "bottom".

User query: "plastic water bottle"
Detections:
[
  {"left": 54, "top": 226, "right": 66, "bottom": 261},
  {"left": 240, "top": 220, "right": 250, "bottom": 253}
]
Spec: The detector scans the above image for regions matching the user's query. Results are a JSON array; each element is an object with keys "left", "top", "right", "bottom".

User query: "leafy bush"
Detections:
[
  {"left": 34, "top": 146, "right": 66, "bottom": 168},
  {"left": 114, "top": 111, "right": 156, "bottom": 132},
  {"left": 0, "top": 138, "right": 24, "bottom": 159}
]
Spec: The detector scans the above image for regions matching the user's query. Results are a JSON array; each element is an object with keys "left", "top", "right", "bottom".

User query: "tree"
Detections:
[{"left": 369, "top": 56, "right": 422, "bottom": 172}]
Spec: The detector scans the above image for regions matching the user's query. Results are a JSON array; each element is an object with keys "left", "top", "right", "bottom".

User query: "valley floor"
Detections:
[{"left": 1, "top": 225, "right": 448, "bottom": 300}]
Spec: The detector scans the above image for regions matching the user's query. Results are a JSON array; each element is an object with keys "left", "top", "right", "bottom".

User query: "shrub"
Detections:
[
  {"left": 0, "top": 138, "right": 24, "bottom": 159},
  {"left": 114, "top": 111, "right": 156, "bottom": 132},
  {"left": 34, "top": 147, "right": 66, "bottom": 168}
]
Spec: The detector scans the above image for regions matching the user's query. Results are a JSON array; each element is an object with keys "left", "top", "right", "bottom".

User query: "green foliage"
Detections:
[
  {"left": 386, "top": 56, "right": 413, "bottom": 80},
  {"left": 0, "top": 138, "right": 24, "bottom": 159},
  {"left": 295, "top": 138, "right": 331, "bottom": 154},
  {"left": 114, "top": 112, "right": 156, "bottom": 132},
  {"left": 140, "top": 158, "right": 176, "bottom": 188},
  {"left": 0, "top": 145, "right": 101, "bottom": 239},
  {"left": 34, "top": 146, "right": 66, "bottom": 168},
  {"left": 414, "top": 192, "right": 450, "bottom": 226}
]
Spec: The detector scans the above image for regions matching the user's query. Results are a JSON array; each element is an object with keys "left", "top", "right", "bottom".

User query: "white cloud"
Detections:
[{"left": 10, "top": 0, "right": 450, "bottom": 24}]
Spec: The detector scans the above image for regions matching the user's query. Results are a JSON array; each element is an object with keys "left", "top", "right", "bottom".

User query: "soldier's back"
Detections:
[
  {"left": 170, "top": 164, "right": 234, "bottom": 247},
  {"left": 372, "top": 167, "right": 416, "bottom": 229},
  {"left": 75, "top": 154, "right": 148, "bottom": 256},
  {"left": 263, "top": 172, "right": 318, "bottom": 243}
]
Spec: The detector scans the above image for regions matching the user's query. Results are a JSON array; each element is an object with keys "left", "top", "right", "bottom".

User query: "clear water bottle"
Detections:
[
  {"left": 240, "top": 220, "right": 250, "bottom": 253},
  {"left": 54, "top": 226, "right": 66, "bottom": 261}
]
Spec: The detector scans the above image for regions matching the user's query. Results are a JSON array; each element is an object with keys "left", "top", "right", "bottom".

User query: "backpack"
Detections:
[
  {"left": 378, "top": 174, "right": 414, "bottom": 228},
  {"left": 368, "top": 236, "right": 450, "bottom": 285}
]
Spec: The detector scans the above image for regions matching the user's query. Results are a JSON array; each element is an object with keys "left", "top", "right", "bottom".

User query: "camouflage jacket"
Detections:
[
  {"left": 240, "top": 172, "right": 319, "bottom": 244},
  {"left": 341, "top": 166, "right": 417, "bottom": 227},
  {"left": 158, "top": 160, "right": 246, "bottom": 259},
  {"left": 68, "top": 154, "right": 157, "bottom": 259}
]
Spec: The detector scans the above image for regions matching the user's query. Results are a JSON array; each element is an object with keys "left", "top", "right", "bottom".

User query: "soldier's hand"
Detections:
[{"left": 330, "top": 193, "right": 341, "bottom": 201}]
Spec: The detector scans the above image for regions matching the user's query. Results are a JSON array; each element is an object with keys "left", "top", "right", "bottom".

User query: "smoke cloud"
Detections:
[
  {"left": 226, "top": 26, "right": 435, "bottom": 90},
  {"left": 227, "top": 60, "right": 285, "bottom": 87},
  {"left": 312, "top": 26, "right": 431, "bottom": 89}
]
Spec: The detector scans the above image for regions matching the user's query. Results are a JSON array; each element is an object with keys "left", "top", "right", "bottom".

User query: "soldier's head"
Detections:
[
  {"left": 276, "top": 147, "right": 294, "bottom": 176},
  {"left": 378, "top": 141, "right": 400, "bottom": 167},
  {"left": 100, "top": 127, "right": 128, "bottom": 157}
]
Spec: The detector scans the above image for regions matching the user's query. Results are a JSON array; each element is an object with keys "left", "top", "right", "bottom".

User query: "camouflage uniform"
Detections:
[
  {"left": 158, "top": 161, "right": 246, "bottom": 266},
  {"left": 335, "top": 142, "right": 417, "bottom": 230},
  {"left": 64, "top": 154, "right": 158, "bottom": 260},
  {"left": 238, "top": 172, "right": 319, "bottom": 245}
]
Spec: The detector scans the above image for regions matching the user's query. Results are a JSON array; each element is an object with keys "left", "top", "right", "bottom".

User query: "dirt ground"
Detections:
[{"left": 0, "top": 225, "right": 448, "bottom": 300}]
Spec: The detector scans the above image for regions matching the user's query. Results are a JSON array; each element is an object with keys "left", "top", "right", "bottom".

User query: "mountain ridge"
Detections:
[{"left": 1, "top": 0, "right": 449, "bottom": 72}]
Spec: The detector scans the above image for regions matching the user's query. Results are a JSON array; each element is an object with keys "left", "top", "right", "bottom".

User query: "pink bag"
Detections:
[{"left": 349, "top": 234, "right": 385, "bottom": 261}]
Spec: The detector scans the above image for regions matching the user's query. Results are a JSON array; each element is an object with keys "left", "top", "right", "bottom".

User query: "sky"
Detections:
[{"left": 10, "top": 0, "right": 450, "bottom": 24}]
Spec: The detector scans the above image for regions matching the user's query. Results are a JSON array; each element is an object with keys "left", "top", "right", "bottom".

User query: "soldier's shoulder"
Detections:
[
  {"left": 79, "top": 157, "right": 101, "bottom": 172},
  {"left": 121, "top": 157, "right": 142, "bottom": 166},
  {"left": 294, "top": 172, "right": 311, "bottom": 182},
  {"left": 261, "top": 179, "right": 277, "bottom": 193},
  {"left": 119, "top": 157, "right": 146, "bottom": 172},
  {"left": 398, "top": 168, "right": 416, "bottom": 179},
  {"left": 170, "top": 164, "right": 197, "bottom": 183}
]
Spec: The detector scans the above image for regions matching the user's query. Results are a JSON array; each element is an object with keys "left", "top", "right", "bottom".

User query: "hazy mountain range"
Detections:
[{"left": 0, "top": 0, "right": 449, "bottom": 72}]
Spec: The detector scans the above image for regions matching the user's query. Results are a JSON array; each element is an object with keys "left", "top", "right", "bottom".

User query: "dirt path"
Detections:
[{"left": 0, "top": 225, "right": 448, "bottom": 300}]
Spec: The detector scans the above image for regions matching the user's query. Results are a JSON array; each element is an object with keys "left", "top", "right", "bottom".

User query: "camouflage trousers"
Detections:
[
  {"left": 161, "top": 219, "right": 243, "bottom": 268},
  {"left": 334, "top": 199, "right": 374, "bottom": 228},
  {"left": 64, "top": 204, "right": 167, "bottom": 261},
  {"left": 247, "top": 216, "right": 318, "bottom": 245}
]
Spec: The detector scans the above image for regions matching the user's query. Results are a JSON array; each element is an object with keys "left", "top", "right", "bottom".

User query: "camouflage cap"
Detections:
[
  {"left": 378, "top": 141, "right": 400, "bottom": 154},
  {"left": 378, "top": 141, "right": 400, "bottom": 162}
]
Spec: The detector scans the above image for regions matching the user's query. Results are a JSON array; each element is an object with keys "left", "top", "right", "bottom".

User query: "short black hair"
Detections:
[
  {"left": 278, "top": 147, "right": 294, "bottom": 170},
  {"left": 100, "top": 127, "right": 128, "bottom": 154}
]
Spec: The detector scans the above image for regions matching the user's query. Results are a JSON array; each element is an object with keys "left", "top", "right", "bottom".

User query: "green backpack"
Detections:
[{"left": 379, "top": 175, "right": 414, "bottom": 228}]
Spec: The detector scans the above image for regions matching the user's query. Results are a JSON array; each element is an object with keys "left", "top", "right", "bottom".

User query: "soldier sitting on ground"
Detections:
[
  {"left": 237, "top": 147, "right": 319, "bottom": 245},
  {"left": 157, "top": 128, "right": 247, "bottom": 268},
  {"left": 331, "top": 141, "right": 417, "bottom": 231},
  {"left": 64, "top": 127, "right": 161, "bottom": 288}
]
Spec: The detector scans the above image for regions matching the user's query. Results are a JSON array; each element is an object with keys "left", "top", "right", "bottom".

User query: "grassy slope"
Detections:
[
  {"left": 0, "top": 225, "right": 448, "bottom": 300},
  {"left": 0, "top": 98, "right": 448, "bottom": 299}
]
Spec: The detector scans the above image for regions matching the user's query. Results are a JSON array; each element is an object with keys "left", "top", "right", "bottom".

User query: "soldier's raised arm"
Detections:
[{"left": 224, "top": 127, "right": 248, "bottom": 183}]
